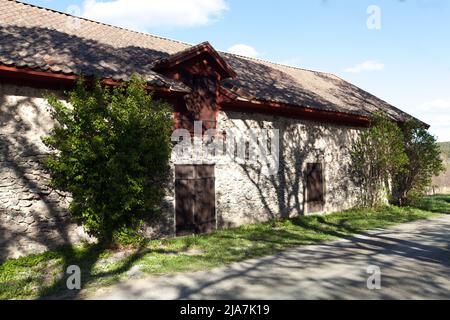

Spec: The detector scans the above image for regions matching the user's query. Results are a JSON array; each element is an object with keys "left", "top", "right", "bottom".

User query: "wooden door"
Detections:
[
  {"left": 306, "top": 163, "right": 325, "bottom": 213},
  {"left": 175, "top": 165, "right": 216, "bottom": 236}
]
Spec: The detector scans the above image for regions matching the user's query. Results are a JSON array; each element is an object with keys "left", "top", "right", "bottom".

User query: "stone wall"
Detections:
[
  {"left": 0, "top": 82, "right": 363, "bottom": 260},
  {"left": 0, "top": 83, "right": 92, "bottom": 260},
  {"left": 0, "top": 83, "right": 177, "bottom": 260},
  {"left": 215, "top": 111, "right": 361, "bottom": 227}
]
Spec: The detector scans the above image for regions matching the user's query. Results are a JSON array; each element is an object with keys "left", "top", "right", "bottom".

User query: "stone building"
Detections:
[{"left": 0, "top": 0, "right": 419, "bottom": 259}]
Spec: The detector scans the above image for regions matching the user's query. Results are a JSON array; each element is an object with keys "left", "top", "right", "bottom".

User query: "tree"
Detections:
[
  {"left": 350, "top": 112, "right": 408, "bottom": 207},
  {"left": 42, "top": 76, "right": 173, "bottom": 243},
  {"left": 392, "top": 119, "right": 444, "bottom": 205}
]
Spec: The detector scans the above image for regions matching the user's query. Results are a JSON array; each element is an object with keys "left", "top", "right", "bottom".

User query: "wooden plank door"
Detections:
[
  {"left": 175, "top": 165, "right": 216, "bottom": 236},
  {"left": 175, "top": 165, "right": 196, "bottom": 235},
  {"left": 306, "top": 163, "right": 325, "bottom": 213}
]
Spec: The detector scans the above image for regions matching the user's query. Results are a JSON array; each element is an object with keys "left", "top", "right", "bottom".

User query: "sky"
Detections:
[{"left": 21, "top": 0, "right": 450, "bottom": 142}]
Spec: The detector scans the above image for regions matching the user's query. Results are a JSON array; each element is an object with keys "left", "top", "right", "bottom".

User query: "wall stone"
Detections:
[
  {"left": 0, "top": 83, "right": 180, "bottom": 260},
  {"left": 0, "top": 83, "right": 93, "bottom": 260},
  {"left": 214, "top": 111, "right": 361, "bottom": 227},
  {"left": 1, "top": 82, "right": 363, "bottom": 260}
]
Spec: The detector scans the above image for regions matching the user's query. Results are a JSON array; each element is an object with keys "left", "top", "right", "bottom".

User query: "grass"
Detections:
[
  {"left": 1, "top": 194, "right": 449, "bottom": 300},
  {"left": 414, "top": 194, "right": 450, "bottom": 214}
]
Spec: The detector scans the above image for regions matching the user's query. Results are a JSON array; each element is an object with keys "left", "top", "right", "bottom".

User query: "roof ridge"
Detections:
[
  {"left": 329, "top": 72, "right": 421, "bottom": 122},
  {"left": 13, "top": 1, "right": 333, "bottom": 76},
  {"left": 13, "top": 0, "right": 193, "bottom": 48},
  {"left": 220, "top": 50, "right": 334, "bottom": 76}
]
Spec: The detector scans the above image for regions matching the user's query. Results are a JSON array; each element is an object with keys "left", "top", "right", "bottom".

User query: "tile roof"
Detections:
[{"left": 0, "top": 0, "right": 415, "bottom": 122}]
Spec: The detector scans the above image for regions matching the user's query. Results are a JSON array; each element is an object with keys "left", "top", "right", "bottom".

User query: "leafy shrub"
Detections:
[
  {"left": 351, "top": 113, "right": 444, "bottom": 207},
  {"left": 43, "top": 76, "right": 173, "bottom": 243},
  {"left": 392, "top": 119, "right": 444, "bottom": 205},
  {"left": 112, "top": 225, "right": 147, "bottom": 247},
  {"left": 350, "top": 112, "right": 407, "bottom": 207}
]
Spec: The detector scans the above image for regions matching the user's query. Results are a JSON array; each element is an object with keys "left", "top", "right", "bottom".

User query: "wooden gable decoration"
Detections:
[{"left": 153, "top": 42, "right": 237, "bottom": 131}]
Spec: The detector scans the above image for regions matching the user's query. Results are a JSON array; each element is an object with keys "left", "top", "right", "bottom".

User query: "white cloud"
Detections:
[
  {"left": 81, "top": 0, "right": 228, "bottom": 31},
  {"left": 412, "top": 114, "right": 450, "bottom": 142},
  {"left": 420, "top": 99, "right": 450, "bottom": 111},
  {"left": 427, "top": 123, "right": 450, "bottom": 142},
  {"left": 409, "top": 99, "right": 450, "bottom": 142},
  {"left": 344, "top": 60, "right": 385, "bottom": 73},
  {"left": 227, "top": 44, "right": 260, "bottom": 58}
]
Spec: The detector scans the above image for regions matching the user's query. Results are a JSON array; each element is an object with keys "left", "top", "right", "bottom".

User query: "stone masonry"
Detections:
[
  {"left": 0, "top": 83, "right": 92, "bottom": 260},
  {"left": 1, "top": 82, "right": 362, "bottom": 260},
  {"left": 215, "top": 111, "right": 361, "bottom": 227}
]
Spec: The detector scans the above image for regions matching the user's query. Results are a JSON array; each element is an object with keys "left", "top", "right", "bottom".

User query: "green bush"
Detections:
[
  {"left": 350, "top": 112, "right": 407, "bottom": 207},
  {"left": 351, "top": 113, "right": 444, "bottom": 207},
  {"left": 392, "top": 119, "right": 444, "bottom": 205},
  {"left": 112, "top": 225, "right": 147, "bottom": 247},
  {"left": 42, "top": 75, "right": 173, "bottom": 244}
]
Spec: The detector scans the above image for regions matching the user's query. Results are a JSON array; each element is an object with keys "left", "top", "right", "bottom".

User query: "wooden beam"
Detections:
[
  {"left": 0, "top": 64, "right": 186, "bottom": 96},
  {"left": 0, "top": 64, "right": 370, "bottom": 127},
  {"left": 221, "top": 99, "right": 370, "bottom": 127}
]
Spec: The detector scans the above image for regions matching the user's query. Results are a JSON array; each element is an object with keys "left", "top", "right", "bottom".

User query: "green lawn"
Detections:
[
  {"left": 1, "top": 194, "right": 449, "bottom": 300},
  {"left": 414, "top": 194, "right": 450, "bottom": 214}
]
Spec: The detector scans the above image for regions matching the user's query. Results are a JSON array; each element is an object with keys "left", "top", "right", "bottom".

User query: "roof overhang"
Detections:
[
  {"left": 0, "top": 64, "right": 376, "bottom": 128},
  {"left": 0, "top": 64, "right": 190, "bottom": 95},
  {"left": 222, "top": 97, "right": 371, "bottom": 127},
  {"left": 153, "top": 41, "right": 237, "bottom": 80}
]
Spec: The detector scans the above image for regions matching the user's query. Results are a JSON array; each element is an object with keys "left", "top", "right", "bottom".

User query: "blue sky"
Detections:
[{"left": 22, "top": 0, "right": 450, "bottom": 141}]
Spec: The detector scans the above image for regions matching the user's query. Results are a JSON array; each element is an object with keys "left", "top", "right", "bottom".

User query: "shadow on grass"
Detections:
[
  {"left": 6, "top": 196, "right": 446, "bottom": 300},
  {"left": 37, "top": 242, "right": 180, "bottom": 300}
]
